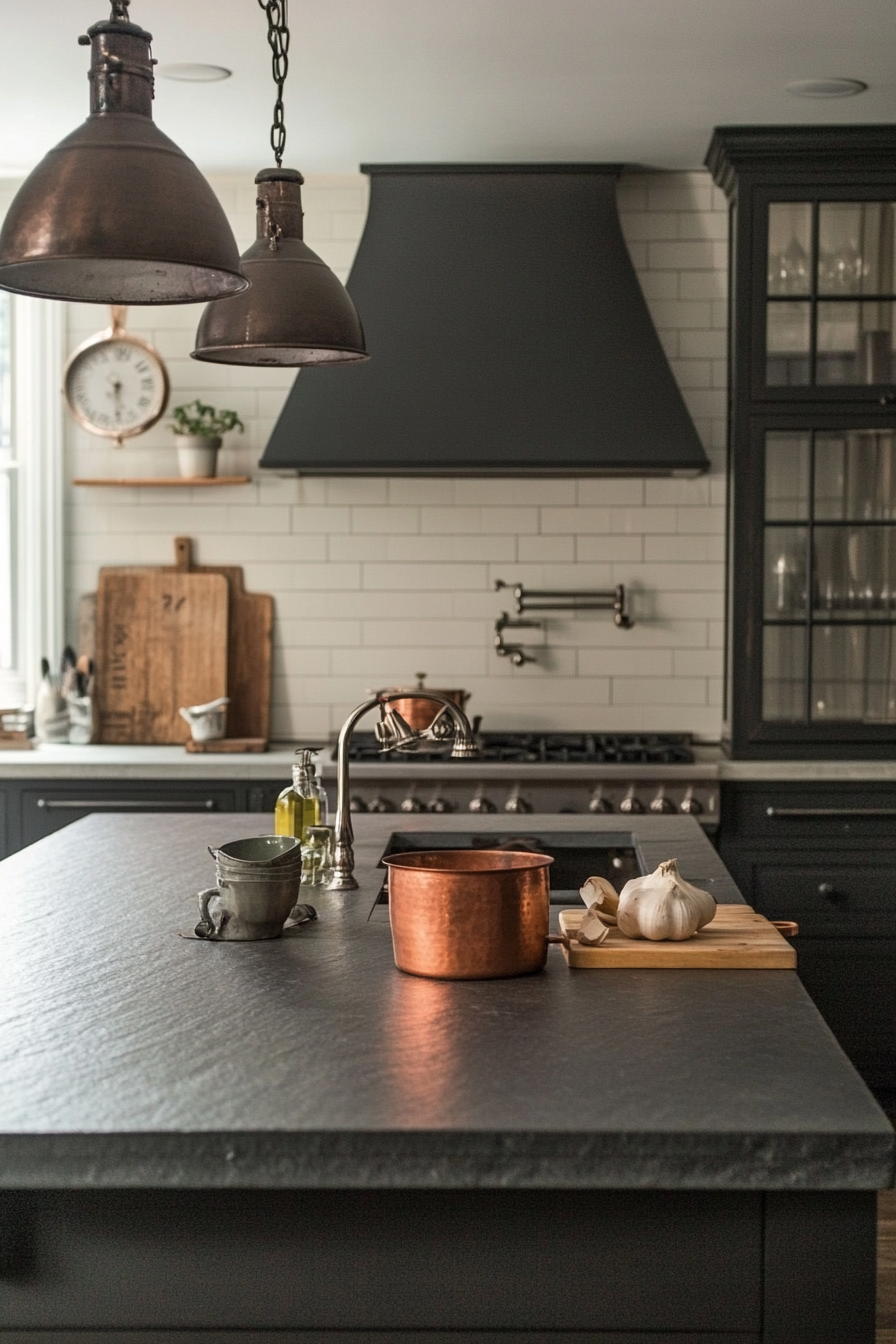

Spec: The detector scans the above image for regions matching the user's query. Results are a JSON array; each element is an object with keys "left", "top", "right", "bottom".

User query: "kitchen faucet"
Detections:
[{"left": 328, "top": 690, "right": 480, "bottom": 891}]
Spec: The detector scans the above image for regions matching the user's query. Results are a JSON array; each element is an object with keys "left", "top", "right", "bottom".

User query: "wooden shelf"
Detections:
[{"left": 72, "top": 476, "right": 251, "bottom": 488}]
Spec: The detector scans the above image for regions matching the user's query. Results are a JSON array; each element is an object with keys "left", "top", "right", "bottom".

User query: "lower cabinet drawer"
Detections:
[
  {"left": 752, "top": 859, "right": 896, "bottom": 937},
  {"left": 21, "top": 787, "right": 238, "bottom": 847},
  {"left": 724, "top": 782, "right": 896, "bottom": 843}
]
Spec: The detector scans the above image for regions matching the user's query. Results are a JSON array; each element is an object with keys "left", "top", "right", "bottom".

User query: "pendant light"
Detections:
[
  {"left": 0, "top": 1, "right": 247, "bottom": 305},
  {"left": 191, "top": 0, "right": 367, "bottom": 366}
]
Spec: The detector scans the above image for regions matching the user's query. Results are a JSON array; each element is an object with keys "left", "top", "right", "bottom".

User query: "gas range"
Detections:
[{"left": 333, "top": 731, "right": 720, "bottom": 828}]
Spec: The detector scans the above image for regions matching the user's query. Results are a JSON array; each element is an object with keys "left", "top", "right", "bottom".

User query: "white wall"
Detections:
[{"left": 63, "top": 170, "right": 729, "bottom": 741}]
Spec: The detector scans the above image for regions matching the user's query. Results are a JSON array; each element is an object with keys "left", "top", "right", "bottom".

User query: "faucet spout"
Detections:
[{"left": 328, "top": 690, "right": 479, "bottom": 891}]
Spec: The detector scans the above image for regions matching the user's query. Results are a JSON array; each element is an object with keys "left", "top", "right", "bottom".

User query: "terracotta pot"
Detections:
[{"left": 383, "top": 848, "right": 553, "bottom": 980}]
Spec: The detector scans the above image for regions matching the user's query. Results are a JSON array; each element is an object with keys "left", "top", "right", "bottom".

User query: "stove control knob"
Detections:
[
  {"left": 349, "top": 795, "right": 369, "bottom": 813},
  {"left": 649, "top": 790, "right": 675, "bottom": 814},
  {"left": 589, "top": 789, "right": 614, "bottom": 814},
  {"left": 679, "top": 789, "right": 703, "bottom": 815},
  {"left": 400, "top": 794, "right": 426, "bottom": 813},
  {"left": 505, "top": 789, "right": 533, "bottom": 814},
  {"left": 428, "top": 796, "right": 454, "bottom": 814},
  {"left": 619, "top": 788, "right": 644, "bottom": 814},
  {"left": 368, "top": 795, "right": 396, "bottom": 813},
  {"left": 469, "top": 793, "right": 497, "bottom": 813}
]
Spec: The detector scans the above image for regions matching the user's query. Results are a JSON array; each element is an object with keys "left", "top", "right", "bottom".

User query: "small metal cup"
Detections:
[
  {"left": 196, "top": 868, "right": 302, "bottom": 941},
  {"left": 196, "top": 835, "right": 304, "bottom": 940}
]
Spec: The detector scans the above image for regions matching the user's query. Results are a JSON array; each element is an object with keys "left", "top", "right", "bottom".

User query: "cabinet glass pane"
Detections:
[
  {"left": 818, "top": 202, "right": 896, "bottom": 296},
  {"left": 765, "top": 526, "right": 807, "bottom": 618},
  {"left": 815, "top": 430, "right": 896, "bottom": 520},
  {"left": 811, "top": 625, "right": 896, "bottom": 722},
  {"left": 813, "top": 526, "right": 896, "bottom": 618},
  {"left": 763, "top": 625, "right": 807, "bottom": 721},
  {"left": 766, "top": 301, "right": 811, "bottom": 385},
  {"left": 766, "top": 432, "right": 810, "bottom": 520},
  {"left": 816, "top": 301, "right": 895, "bottom": 384},
  {"left": 768, "top": 203, "right": 812, "bottom": 295}
]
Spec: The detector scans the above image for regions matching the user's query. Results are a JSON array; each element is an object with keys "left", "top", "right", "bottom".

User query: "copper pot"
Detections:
[
  {"left": 383, "top": 849, "right": 553, "bottom": 980},
  {"left": 375, "top": 675, "right": 470, "bottom": 731}
]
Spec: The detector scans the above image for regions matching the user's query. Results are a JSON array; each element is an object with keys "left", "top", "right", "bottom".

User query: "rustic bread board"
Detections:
[
  {"left": 558, "top": 904, "right": 796, "bottom": 969},
  {"left": 168, "top": 537, "right": 273, "bottom": 743},
  {"left": 96, "top": 569, "right": 229, "bottom": 744}
]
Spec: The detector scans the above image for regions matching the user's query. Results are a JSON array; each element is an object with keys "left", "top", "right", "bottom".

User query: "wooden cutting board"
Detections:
[
  {"left": 96, "top": 568, "right": 229, "bottom": 744},
  {"left": 168, "top": 538, "right": 273, "bottom": 743},
  {"left": 558, "top": 905, "right": 796, "bottom": 969}
]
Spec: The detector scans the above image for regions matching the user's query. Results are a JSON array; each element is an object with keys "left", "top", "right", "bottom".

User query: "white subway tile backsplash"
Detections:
[
  {"left": 63, "top": 168, "right": 729, "bottom": 739},
  {"left": 351, "top": 506, "right": 419, "bottom": 534},
  {"left": 387, "top": 535, "right": 516, "bottom": 563},
  {"left": 517, "top": 536, "right": 575, "bottom": 564}
]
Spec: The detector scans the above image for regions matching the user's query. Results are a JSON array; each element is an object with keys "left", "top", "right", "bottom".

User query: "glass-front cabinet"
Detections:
[
  {"left": 709, "top": 126, "right": 896, "bottom": 755},
  {"left": 763, "top": 428, "right": 896, "bottom": 725},
  {"left": 766, "top": 201, "right": 896, "bottom": 388}
]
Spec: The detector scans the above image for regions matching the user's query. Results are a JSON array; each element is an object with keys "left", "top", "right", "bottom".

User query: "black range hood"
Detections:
[{"left": 259, "top": 165, "right": 709, "bottom": 477}]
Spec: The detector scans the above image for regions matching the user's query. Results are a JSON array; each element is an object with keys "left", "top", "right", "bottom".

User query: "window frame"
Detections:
[{"left": 0, "top": 295, "right": 64, "bottom": 707}]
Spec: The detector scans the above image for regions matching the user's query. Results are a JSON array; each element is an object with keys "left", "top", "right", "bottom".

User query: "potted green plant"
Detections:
[{"left": 168, "top": 400, "right": 245, "bottom": 478}]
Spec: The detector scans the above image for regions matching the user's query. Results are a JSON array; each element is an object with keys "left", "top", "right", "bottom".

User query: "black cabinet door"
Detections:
[{"left": 20, "top": 784, "right": 239, "bottom": 848}]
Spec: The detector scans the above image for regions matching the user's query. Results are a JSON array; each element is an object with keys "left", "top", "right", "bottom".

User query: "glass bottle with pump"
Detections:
[{"left": 274, "top": 748, "right": 324, "bottom": 839}]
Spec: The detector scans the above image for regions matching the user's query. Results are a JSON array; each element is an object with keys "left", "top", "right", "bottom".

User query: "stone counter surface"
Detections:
[{"left": 0, "top": 811, "right": 891, "bottom": 1194}]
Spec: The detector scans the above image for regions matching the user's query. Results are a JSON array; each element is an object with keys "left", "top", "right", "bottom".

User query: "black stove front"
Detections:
[{"left": 343, "top": 730, "right": 695, "bottom": 765}]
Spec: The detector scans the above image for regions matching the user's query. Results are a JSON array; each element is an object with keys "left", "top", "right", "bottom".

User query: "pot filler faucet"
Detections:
[{"left": 329, "top": 690, "right": 480, "bottom": 891}]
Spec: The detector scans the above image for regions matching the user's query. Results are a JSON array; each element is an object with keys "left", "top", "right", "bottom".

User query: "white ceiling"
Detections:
[{"left": 1, "top": 0, "right": 894, "bottom": 175}]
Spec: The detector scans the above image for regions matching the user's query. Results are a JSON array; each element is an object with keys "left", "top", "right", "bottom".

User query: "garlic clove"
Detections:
[
  {"left": 576, "top": 904, "right": 612, "bottom": 945},
  {"left": 579, "top": 875, "right": 619, "bottom": 922}
]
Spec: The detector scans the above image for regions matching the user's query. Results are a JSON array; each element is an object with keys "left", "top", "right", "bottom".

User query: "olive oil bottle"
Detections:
[{"left": 274, "top": 748, "right": 319, "bottom": 839}]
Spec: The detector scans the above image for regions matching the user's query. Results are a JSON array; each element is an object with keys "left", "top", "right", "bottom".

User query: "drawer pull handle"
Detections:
[
  {"left": 817, "top": 882, "right": 836, "bottom": 898},
  {"left": 765, "top": 807, "right": 896, "bottom": 818},
  {"left": 36, "top": 799, "right": 217, "bottom": 811}
]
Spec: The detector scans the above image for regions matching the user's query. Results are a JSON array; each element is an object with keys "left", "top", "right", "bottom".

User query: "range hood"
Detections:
[{"left": 259, "top": 165, "right": 709, "bottom": 477}]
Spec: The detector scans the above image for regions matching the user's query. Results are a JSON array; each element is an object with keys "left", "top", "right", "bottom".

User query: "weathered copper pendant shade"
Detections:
[
  {"left": 0, "top": 2, "right": 247, "bottom": 305},
  {"left": 191, "top": 0, "right": 367, "bottom": 366},
  {"left": 192, "top": 168, "right": 367, "bottom": 365}
]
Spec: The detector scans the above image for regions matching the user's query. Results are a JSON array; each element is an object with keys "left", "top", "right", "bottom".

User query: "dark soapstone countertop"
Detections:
[{"left": 0, "top": 812, "right": 891, "bottom": 1191}]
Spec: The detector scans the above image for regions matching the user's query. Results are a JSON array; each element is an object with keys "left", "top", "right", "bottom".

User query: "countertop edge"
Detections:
[{"left": 0, "top": 1130, "right": 891, "bottom": 1191}]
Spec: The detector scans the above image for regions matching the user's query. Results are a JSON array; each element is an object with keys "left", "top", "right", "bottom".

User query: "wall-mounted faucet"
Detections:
[
  {"left": 494, "top": 612, "right": 542, "bottom": 666},
  {"left": 329, "top": 690, "right": 479, "bottom": 891},
  {"left": 493, "top": 579, "right": 634, "bottom": 666}
]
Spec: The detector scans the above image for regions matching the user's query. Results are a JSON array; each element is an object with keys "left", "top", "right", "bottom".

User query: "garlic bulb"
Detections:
[{"left": 616, "top": 859, "right": 715, "bottom": 942}]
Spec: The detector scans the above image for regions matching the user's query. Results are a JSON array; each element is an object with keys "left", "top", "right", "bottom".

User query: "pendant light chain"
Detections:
[{"left": 258, "top": 0, "right": 290, "bottom": 168}]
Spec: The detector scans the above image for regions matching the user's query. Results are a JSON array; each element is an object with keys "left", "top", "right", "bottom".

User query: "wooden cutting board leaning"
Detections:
[
  {"left": 558, "top": 905, "right": 797, "bottom": 968},
  {"left": 166, "top": 537, "right": 273, "bottom": 743},
  {"left": 96, "top": 568, "right": 229, "bottom": 744},
  {"left": 90, "top": 537, "right": 274, "bottom": 747}
]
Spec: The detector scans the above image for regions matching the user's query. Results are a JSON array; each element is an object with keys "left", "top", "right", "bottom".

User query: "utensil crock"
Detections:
[{"left": 383, "top": 848, "right": 553, "bottom": 980}]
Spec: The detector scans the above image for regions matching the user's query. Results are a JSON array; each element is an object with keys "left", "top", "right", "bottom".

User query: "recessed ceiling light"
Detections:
[
  {"left": 786, "top": 77, "right": 868, "bottom": 99},
  {"left": 157, "top": 63, "right": 232, "bottom": 83}
]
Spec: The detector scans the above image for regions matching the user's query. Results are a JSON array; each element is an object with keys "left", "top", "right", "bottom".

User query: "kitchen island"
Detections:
[{"left": 0, "top": 811, "right": 891, "bottom": 1342}]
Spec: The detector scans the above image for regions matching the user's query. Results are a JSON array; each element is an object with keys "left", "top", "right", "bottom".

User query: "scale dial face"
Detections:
[{"left": 64, "top": 331, "right": 169, "bottom": 442}]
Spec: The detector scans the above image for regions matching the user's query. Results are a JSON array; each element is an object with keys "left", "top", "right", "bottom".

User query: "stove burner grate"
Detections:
[{"left": 342, "top": 730, "right": 695, "bottom": 765}]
